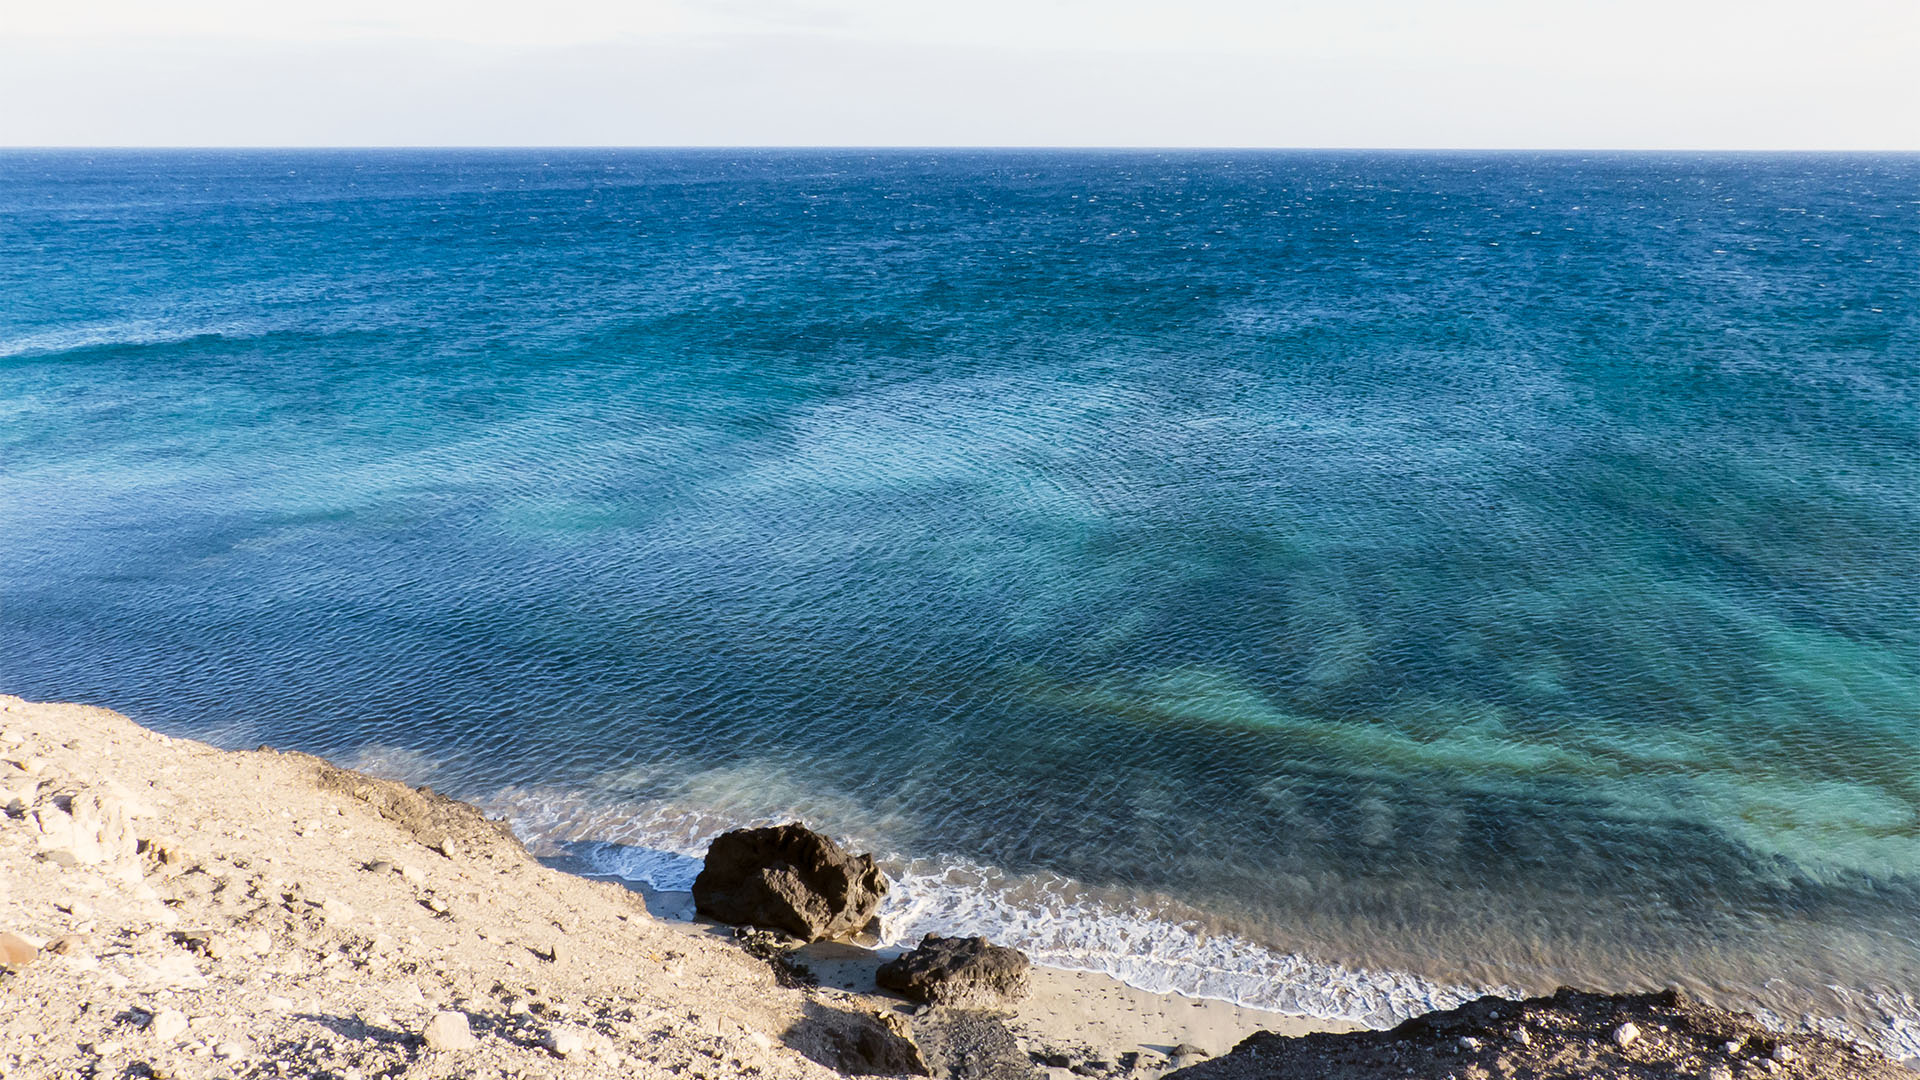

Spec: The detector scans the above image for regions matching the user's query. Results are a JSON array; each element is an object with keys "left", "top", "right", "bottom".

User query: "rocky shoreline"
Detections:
[{"left": 2, "top": 695, "right": 1911, "bottom": 1080}]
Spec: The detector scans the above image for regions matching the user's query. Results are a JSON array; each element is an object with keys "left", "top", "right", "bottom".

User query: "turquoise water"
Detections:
[{"left": 4, "top": 150, "right": 1919, "bottom": 1048}]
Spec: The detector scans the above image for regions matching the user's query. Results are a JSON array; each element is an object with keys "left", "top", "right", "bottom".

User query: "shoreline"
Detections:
[
  {"left": 0, "top": 694, "right": 1352, "bottom": 1080},
  {"left": 617, "top": 883, "right": 1358, "bottom": 1053},
  {"left": 4, "top": 693, "right": 1912, "bottom": 1080}
]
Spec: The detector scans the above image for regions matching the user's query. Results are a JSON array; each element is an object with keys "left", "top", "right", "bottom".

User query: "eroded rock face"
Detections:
[
  {"left": 877, "top": 935, "right": 1032, "bottom": 1008},
  {"left": 691, "top": 823, "right": 888, "bottom": 942},
  {"left": 1163, "top": 988, "right": 1913, "bottom": 1080}
]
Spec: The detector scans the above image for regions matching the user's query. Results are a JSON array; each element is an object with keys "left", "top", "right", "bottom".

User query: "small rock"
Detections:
[
  {"left": 1613, "top": 1022, "right": 1641, "bottom": 1048},
  {"left": 422, "top": 1010, "right": 477, "bottom": 1052},
  {"left": 319, "top": 898, "right": 355, "bottom": 924},
  {"left": 1770, "top": 1044, "right": 1797, "bottom": 1063},
  {"left": 0, "top": 931, "right": 40, "bottom": 969},
  {"left": 93, "top": 1040, "right": 123, "bottom": 1056},
  {"left": 399, "top": 864, "right": 425, "bottom": 885},
  {"left": 543, "top": 940, "right": 567, "bottom": 965},
  {"left": 1513, "top": 1028, "right": 1533, "bottom": 1046},
  {"left": 46, "top": 936, "right": 80, "bottom": 956},
  {"left": 366, "top": 860, "right": 394, "bottom": 875},
  {"left": 1169, "top": 1044, "right": 1208, "bottom": 1059},
  {"left": 1459, "top": 1035, "right": 1482, "bottom": 1051},
  {"left": 149, "top": 1009, "right": 190, "bottom": 1043},
  {"left": 1708, "top": 1068, "right": 1735, "bottom": 1080},
  {"left": 508, "top": 999, "right": 531, "bottom": 1016},
  {"left": 214, "top": 1041, "right": 249, "bottom": 1059},
  {"left": 1724, "top": 1039, "right": 1745, "bottom": 1054},
  {"left": 544, "top": 1026, "right": 590, "bottom": 1058}
]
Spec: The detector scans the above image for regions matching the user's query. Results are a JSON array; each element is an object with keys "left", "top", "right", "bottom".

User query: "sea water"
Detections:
[{"left": 4, "top": 150, "right": 1918, "bottom": 1052}]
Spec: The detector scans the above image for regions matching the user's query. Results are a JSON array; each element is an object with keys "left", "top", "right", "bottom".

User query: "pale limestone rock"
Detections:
[
  {"left": 421, "top": 1010, "right": 476, "bottom": 1052},
  {"left": 149, "top": 1009, "right": 189, "bottom": 1043}
]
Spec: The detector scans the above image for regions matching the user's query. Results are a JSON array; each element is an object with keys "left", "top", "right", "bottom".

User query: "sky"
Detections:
[{"left": 3, "top": 0, "right": 1918, "bottom": 148}]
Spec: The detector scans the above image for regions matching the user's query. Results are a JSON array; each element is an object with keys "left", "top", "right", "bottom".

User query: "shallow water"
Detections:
[{"left": 4, "top": 150, "right": 1919, "bottom": 1051}]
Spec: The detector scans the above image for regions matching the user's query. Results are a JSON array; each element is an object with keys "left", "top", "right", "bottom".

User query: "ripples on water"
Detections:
[{"left": 3, "top": 150, "right": 1918, "bottom": 1053}]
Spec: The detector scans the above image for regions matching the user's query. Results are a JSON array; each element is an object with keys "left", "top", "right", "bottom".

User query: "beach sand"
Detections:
[{"left": 0, "top": 694, "right": 1344, "bottom": 1080}]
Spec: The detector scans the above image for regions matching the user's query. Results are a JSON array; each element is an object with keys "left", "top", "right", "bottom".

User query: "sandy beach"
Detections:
[{"left": 0, "top": 695, "right": 1343, "bottom": 1080}]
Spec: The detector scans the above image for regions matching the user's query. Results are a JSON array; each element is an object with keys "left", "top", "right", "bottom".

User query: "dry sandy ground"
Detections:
[{"left": 0, "top": 696, "right": 1334, "bottom": 1080}]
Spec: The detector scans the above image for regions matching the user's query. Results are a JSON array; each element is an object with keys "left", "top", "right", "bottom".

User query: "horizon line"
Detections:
[{"left": 7, "top": 145, "right": 1920, "bottom": 154}]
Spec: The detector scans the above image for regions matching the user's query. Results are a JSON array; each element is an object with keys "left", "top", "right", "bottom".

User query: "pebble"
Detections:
[
  {"left": 366, "top": 859, "right": 394, "bottom": 875},
  {"left": 1724, "top": 1040, "right": 1744, "bottom": 1054},
  {"left": 545, "top": 1026, "right": 590, "bottom": 1058},
  {"left": 1771, "top": 1044, "right": 1797, "bottom": 1063},
  {"left": 1707, "top": 1069, "right": 1734, "bottom": 1080},
  {"left": 1513, "top": 1028, "right": 1532, "bottom": 1046},
  {"left": 1612, "top": 1021, "right": 1641, "bottom": 1048},
  {"left": 422, "top": 1010, "right": 477, "bottom": 1052},
  {"left": 399, "top": 864, "right": 425, "bottom": 885},
  {"left": 149, "top": 1009, "right": 190, "bottom": 1042},
  {"left": 214, "top": 1041, "right": 249, "bottom": 1059},
  {"left": 0, "top": 932, "right": 40, "bottom": 969}
]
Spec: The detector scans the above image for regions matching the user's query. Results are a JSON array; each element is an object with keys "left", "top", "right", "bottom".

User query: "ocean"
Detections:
[{"left": 4, "top": 149, "right": 1918, "bottom": 1053}]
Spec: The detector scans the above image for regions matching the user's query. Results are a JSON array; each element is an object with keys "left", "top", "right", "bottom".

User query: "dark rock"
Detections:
[
  {"left": 815, "top": 1008, "right": 931, "bottom": 1076},
  {"left": 910, "top": 1010, "right": 1037, "bottom": 1080},
  {"left": 877, "top": 935, "right": 1031, "bottom": 1008},
  {"left": 692, "top": 823, "right": 888, "bottom": 942},
  {"left": 1161, "top": 988, "right": 1913, "bottom": 1080}
]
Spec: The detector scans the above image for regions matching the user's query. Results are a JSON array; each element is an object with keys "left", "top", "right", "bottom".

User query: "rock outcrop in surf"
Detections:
[{"left": 692, "top": 822, "right": 889, "bottom": 942}]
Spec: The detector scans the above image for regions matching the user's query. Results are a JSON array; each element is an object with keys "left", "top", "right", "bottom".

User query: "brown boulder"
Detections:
[
  {"left": 691, "top": 823, "right": 888, "bottom": 942},
  {"left": 877, "top": 934, "right": 1032, "bottom": 1008}
]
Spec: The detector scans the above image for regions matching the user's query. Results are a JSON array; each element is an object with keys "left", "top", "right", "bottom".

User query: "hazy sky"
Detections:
[{"left": 4, "top": 0, "right": 1917, "bottom": 148}]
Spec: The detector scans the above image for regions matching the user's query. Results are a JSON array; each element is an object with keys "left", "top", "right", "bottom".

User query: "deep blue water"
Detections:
[{"left": 4, "top": 150, "right": 1919, "bottom": 1046}]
